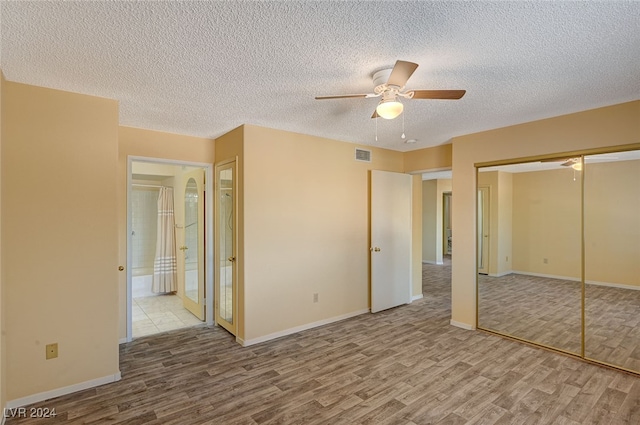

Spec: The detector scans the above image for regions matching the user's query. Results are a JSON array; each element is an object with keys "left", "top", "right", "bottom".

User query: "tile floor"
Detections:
[{"left": 132, "top": 294, "right": 203, "bottom": 337}]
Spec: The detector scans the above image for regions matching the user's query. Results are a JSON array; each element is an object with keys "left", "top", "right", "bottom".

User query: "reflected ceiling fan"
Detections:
[
  {"left": 540, "top": 157, "right": 584, "bottom": 170},
  {"left": 315, "top": 60, "right": 466, "bottom": 119},
  {"left": 542, "top": 153, "right": 620, "bottom": 171}
]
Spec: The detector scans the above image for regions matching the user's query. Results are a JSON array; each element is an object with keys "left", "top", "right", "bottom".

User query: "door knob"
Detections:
[
  {"left": 118, "top": 266, "right": 124, "bottom": 271},
  {"left": 179, "top": 246, "right": 188, "bottom": 251},
  {"left": 375, "top": 247, "right": 381, "bottom": 252},
  {"left": 228, "top": 256, "right": 236, "bottom": 262}
]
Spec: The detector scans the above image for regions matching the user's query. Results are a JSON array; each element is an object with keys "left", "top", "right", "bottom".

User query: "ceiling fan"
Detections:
[{"left": 315, "top": 60, "right": 466, "bottom": 119}]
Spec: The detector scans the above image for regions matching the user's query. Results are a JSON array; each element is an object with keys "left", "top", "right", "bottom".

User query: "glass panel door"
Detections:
[
  {"left": 182, "top": 169, "right": 205, "bottom": 320},
  {"left": 215, "top": 160, "right": 236, "bottom": 335}
]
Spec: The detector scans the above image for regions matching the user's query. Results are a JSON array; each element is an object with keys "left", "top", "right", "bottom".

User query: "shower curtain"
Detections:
[{"left": 152, "top": 187, "right": 177, "bottom": 293}]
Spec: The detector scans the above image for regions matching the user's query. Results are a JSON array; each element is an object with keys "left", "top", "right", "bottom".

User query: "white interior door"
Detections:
[
  {"left": 371, "top": 170, "right": 412, "bottom": 313},
  {"left": 182, "top": 169, "right": 205, "bottom": 320}
]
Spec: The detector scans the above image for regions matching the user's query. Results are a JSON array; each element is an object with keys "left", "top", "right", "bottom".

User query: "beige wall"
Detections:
[
  {"left": 479, "top": 159, "right": 639, "bottom": 286},
  {"left": 496, "top": 171, "right": 513, "bottom": 276},
  {"left": 584, "top": 159, "right": 640, "bottom": 286},
  {"left": 452, "top": 100, "right": 640, "bottom": 328},
  {"left": 2, "top": 81, "right": 120, "bottom": 400},
  {"left": 241, "top": 125, "right": 405, "bottom": 341},
  {"left": 118, "top": 126, "right": 214, "bottom": 340},
  {"left": 404, "top": 144, "right": 452, "bottom": 173},
  {"left": 511, "top": 168, "right": 582, "bottom": 277}
]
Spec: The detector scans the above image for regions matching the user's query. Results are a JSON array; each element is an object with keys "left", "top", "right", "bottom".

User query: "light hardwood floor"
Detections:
[{"left": 7, "top": 260, "right": 640, "bottom": 424}]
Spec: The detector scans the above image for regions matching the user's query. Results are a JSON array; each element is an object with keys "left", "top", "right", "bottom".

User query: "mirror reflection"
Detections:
[
  {"left": 584, "top": 150, "right": 640, "bottom": 372},
  {"left": 218, "top": 168, "right": 234, "bottom": 323},
  {"left": 477, "top": 159, "right": 582, "bottom": 354},
  {"left": 477, "top": 149, "right": 640, "bottom": 373}
]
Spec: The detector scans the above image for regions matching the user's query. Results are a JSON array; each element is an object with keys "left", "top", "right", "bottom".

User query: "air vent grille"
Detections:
[{"left": 355, "top": 148, "right": 371, "bottom": 162}]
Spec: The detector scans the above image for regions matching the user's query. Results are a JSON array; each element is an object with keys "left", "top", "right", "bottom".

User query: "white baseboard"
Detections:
[
  {"left": 6, "top": 372, "right": 121, "bottom": 409},
  {"left": 584, "top": 279, "right": 640, "bottom": 291},
  {"left": 411, "top": 294, "right": 424, "bottom": 301},
  {"left": 511, "top": 271, "right": 639, "bottom": 290},
  {"left": 512, "top": 270, "right": 580, "bottom": 282},
  {"left": 489, "top": 270, "right": 513, "bottom": 278},
  {"left": 238, "top": 309, "right": 370, "bottom": 347},
  {"left": 450, "top": 320, "right": 475, "bottom": 330},
  {"left": 422, "top": 260, "right": 443, "bottom": 265},
  {"left": 119, "top": 338, "right": 128, "bottom": 344}
]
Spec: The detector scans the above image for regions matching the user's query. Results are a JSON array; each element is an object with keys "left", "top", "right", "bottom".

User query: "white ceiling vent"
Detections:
[{"left": 355, "top": 148, "right": 372, "bottom": 162}]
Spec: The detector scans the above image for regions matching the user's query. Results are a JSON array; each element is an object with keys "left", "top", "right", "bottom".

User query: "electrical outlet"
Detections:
[
  {"left": 313, "top": 293, "right": 319, "bottom": 303},
  {"left": 46, "top": 343, "right": 58, "bottom": 360},
  {"left": 543, "top": 258, "right": 548, "bottom": 264}
]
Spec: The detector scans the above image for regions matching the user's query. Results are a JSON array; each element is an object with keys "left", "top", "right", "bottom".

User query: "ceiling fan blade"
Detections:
[
  {"left": 315, "top": 94, "right": 369, "bottom": 100},
  {"left": 371, "top": 109, "right": 379, "bottom": 119},
  {"left": 411, "top": 90, "right": 466, "bottom": 100},
  {"left": 387, "top": 60, "right": 419, "bottom": 88}
]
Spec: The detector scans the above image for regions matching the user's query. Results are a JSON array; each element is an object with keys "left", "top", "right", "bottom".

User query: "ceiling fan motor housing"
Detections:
[{"left": 372, "top": 68, "right": 395, "bottom": 93}]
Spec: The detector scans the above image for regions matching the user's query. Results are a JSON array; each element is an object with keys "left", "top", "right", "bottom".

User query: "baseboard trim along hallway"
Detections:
[
  {"left": 5, "top": 372, "right": 122, "bottom": 410},
  {"left": 237, "top": 309, "right": 370, "bottom": 347}
]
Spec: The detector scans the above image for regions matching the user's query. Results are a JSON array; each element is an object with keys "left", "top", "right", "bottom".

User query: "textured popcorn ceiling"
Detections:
[{"left": 1, "top": 1, "right": 639, "bottom": 152}]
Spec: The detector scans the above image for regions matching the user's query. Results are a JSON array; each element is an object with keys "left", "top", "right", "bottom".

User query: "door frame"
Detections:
[
  {"left": 125, "top": 156, "right": 214, "bottom": 342},
  {"left": 214, "top": 158, "right": 238, "bottom": 335}
]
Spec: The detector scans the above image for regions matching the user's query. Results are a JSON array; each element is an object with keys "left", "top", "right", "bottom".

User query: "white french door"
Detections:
[
  {"left": 215, "top": 160, "right": 237, "bottom": 335},
  {"left": 182, "top": 168, "right": 206, "bottom": 320}
]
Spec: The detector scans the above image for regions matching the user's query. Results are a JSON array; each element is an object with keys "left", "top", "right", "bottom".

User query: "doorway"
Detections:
[
  {"left": 443, "top": 192, "right": 452, "bottom": 256},
  {"left": 126, "top": 157, "right": 214, "bottom": 340}
]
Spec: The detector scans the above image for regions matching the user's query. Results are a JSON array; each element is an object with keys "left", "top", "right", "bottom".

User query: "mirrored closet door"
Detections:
[
  {"left": 584, "top": 150, "right": 640, "bottom": 371},
  {"left": 476, "top": 159, "right": 582, "bottom": 355},
  {"left": 477, "top": 147, "right": 640, "bottom": 374}
]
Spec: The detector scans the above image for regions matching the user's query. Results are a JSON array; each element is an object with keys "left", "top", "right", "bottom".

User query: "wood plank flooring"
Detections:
[{"left": 7, "top": 260, "right": 640, "bottom": 424}]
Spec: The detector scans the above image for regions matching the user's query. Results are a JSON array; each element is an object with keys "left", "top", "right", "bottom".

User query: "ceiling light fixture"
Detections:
[
  {"left": 571, "top": 162, "right": 582, "bottom": 171},
  {"left": 376, "top": 99, "right": 403, "bottom": 119}
]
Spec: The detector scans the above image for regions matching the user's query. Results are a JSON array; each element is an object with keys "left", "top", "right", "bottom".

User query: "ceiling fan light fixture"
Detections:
[
  {"left": 571, "top": 162, "right": 582, "bottom": 171},
  {"left": 376, "top": 99, "right": 403, "bottom": 119}
]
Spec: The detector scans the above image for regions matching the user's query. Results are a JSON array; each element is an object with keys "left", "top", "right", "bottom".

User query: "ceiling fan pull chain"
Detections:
[
  {"left": 375, "top": 114, "right": 378, "bottom": 142},
  {"left": 401, "top": 111, "right": 406, "bottom": 139}
]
